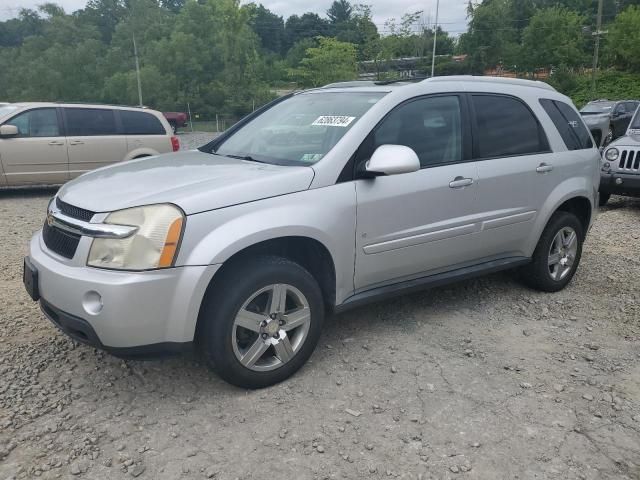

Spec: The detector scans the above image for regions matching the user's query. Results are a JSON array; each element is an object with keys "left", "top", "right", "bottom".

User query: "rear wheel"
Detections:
[
  {"left": 198, "top": 256, "right": 324, "bottom": 389},
  {"left": 520, "top": 212, "right": 584, "bottom": 292}
]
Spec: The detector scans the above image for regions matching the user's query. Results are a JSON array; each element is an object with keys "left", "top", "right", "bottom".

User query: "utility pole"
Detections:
[
  {"left": 133, "top": 34, "right": 143, "bottom": 107},
  {"left": 591, "top": 0, "right": 604, "bottom": 95},
  {"left": 430, "top": 0, "right": 440, "bottom": 78}
]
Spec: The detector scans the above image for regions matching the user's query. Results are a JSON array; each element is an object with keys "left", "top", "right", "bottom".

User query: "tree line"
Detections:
[{"left": 2, "top": 0, "right": 640, "bottom": 117}]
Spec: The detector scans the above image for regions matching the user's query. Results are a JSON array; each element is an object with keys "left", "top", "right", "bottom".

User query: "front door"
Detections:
[
  {"left": 354, "top": 95, "right": 481, "bottom": 291},
  {"left": 0, "top": 108, "right": 68, "bottom": 186},
  {"left": 63, "top": 107, "right": 127, "bottom": 178}
]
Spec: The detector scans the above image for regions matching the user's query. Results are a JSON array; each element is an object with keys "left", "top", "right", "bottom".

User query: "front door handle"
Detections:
[
  {"left": 449, "top": 176, "right": 474, "bottom": 189},
  {"left": 48, "top": 141, "right": 64, "bottom": 146},
  {"left": 69, "top": 140, "right": 84, "bottom": 146},
  {"left": 536, "top": 163, "right": 554, "bottom": 173}
]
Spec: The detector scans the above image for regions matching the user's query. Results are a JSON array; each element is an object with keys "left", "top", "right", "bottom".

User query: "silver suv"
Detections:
[{"left": 24, "top": 77, "right": 600, "bottom": 388}]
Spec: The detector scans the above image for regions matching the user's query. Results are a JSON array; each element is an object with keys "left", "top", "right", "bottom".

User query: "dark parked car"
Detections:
[
  {"left": 580, "top": 99, "right": 639, "bottom": 147},
  {"left": 163, "top": 111, "right": 188, "bottom": 134}
]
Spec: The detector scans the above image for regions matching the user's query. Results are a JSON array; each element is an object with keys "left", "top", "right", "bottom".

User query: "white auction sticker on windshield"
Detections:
[{"left": 312, "top": 115, "right": 356, "bottom": 127}]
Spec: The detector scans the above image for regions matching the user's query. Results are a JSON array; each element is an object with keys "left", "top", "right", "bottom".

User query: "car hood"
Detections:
[
  {"left": 607, "top": 135, "right": 640, "bottom": 149},
  {"left": 581, "top": 113, "right": 609, "bottom": 123},
  {"left": 57, "top": 150, "right": 315, "bottom": 215}
]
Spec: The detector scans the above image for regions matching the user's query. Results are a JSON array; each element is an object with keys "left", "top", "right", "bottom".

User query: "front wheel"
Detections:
[
  {"left": 520, "top": 212, "right": 584, "bottom": 292},
  {"left": 198, "top": 256, "right": 324, "bottom": 389},
  {"left": 598, "top": 193, "right": 611, "bottom": 207}
]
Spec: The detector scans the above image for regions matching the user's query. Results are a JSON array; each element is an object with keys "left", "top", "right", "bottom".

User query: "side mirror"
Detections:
[
  {"left": 364, "top": 145, "right": 420, "bottom": 177},
  {"left": 0, "top": 125, "right": 18, "bottom": 138}
]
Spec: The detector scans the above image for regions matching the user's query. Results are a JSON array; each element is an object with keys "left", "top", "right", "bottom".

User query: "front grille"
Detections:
[
  {"left": 42, "top": 221, "right": 81, "bottom": 259},
  {"left": 56, "top": 197, "right": 95, "bottom": 222},
  {"left": 618, "top": 149, "right": 640, "bottom": 173}
]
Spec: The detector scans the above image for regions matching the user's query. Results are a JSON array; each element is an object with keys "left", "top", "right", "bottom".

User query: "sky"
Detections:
[{"left": 0, "top": 0, "right": 469, "bottom": 34}]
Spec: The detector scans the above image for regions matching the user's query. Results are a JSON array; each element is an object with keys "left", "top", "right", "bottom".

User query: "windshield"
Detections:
[
  {"left": 581, "top": 102, "right": 614, "bottom": 114},
  {"left": 0, "top": 105, "right": 18, "bottom": 119},
  {"left": 213, "top": 92, "right": 386, "bottom": 166}
]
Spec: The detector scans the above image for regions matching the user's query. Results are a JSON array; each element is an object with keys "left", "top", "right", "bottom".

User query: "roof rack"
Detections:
[{"left": 426, "top": 75, "right": 557, "bottom": 92}]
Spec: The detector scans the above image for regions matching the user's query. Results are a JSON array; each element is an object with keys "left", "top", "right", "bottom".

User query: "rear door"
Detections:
[
  {"left": 471, "top": 94, "right": 556, "bottom": 259},
  {"left": 63, "top": 107, "right": 127, "bottom": 178},
  {"left": 0, "top": 107, "right": 68, "bottom": 185},
  {"left": 119, "top": 110, "right": 172, "bottom": 155}
]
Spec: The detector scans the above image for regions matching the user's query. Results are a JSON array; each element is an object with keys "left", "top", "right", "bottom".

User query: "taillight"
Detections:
[{"left": 171, "top": 136, "right": 180, "bottom": 152}]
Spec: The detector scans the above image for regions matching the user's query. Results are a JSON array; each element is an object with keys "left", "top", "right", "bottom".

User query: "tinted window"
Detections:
[
  {"left": 6, "top": 108, "right": 60, "bottom": 137},
  {"left": 472, "top": 95, "right": 548, "bottom": 158},
  {"left": 554, "top": 101, "right": 593, "bottom": 149},
  {"left": 367, "top": 95, "right": 462, "bottom": 168},
  {"left": 65, "top": 108, "right": 117, "bottom": 136},
  {"left": 625, "top": 102, "right": 638, "bottom": 113},
  {"left": 121, "top": 110, "right": 165, "bottom": 135}
]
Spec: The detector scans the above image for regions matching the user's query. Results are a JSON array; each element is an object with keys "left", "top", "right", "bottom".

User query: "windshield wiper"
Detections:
[{"left": 220, "top": 153, "right": 268, "bottom": 164}]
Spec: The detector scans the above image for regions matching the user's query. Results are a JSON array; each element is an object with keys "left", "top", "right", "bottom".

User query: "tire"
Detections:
[
  {"left": 604, "top": 126, "right": 613, "bottom": 146},
  {"left": 198, "top": 255, "right": 324, "bottom": 389},
  {"left": 520, "top": 211, "right": 584, "bottom": 293},
  {"left": 598, "top": 193, "right": 611, "bottom": 207}
]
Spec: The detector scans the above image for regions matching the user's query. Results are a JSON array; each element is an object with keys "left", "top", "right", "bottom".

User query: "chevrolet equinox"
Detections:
[{"left": 24, "top": 77, "right": 600, "bottom": 388}]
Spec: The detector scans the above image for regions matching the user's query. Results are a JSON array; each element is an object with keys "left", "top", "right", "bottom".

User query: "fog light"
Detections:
[
  {"left": 615, "top": 178, "right": 623, "bottom": 185},
  {"left": 602, "top": 162, "right": 611, "bottom": 171},
  {"left": 82, "top": 291, "right": 103, "bottom": 315}
]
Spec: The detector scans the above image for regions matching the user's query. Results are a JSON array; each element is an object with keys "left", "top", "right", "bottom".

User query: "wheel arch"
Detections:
[{"left": 193, "top": 235, "right": 337, "bottom": 343}]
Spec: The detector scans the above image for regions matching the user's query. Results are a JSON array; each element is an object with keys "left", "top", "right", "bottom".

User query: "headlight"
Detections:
[
  {"left": 88, "top": 204, "right": 184, "bottom": 271},
  {"left": 605, "top": 148, "right": 619, "bottom": 161}
]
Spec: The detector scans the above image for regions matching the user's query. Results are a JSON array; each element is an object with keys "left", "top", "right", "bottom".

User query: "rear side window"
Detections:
[
  {"left": 120, "top": 110, "right": 165, "bottom": 135},
  {"left": 65, "top": 108, "right": 117, "bottom": 136},
  {"left": 472, "top": 95, "right": 549, "bottom": 158},
  {"left": 6, "top": 108, "right": 60, "bottom": 137},
  {"left": 540, "top": 99, "right": 593, "bottom": 150}
]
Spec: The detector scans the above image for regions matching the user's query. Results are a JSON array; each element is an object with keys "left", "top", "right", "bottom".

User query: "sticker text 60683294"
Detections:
[{"left": 311, "top": 115, "right": 356, "bottom": 127}]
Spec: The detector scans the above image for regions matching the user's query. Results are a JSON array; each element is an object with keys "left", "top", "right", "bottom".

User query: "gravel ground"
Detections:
[
  {"left": 178, "top": 132, "right": 220, "bottom": 150},
  {"left": 0, "top": 189, "right": 639, "bottom": 480}
]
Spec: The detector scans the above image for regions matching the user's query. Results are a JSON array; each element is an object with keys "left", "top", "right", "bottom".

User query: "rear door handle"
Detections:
[
  {"left": 536, "top": 163, "right": 554, "bottom": 173},
  {"left": 48, "top": 141, "right": 64, "bottom": 146},
  {"left": 69, "top": 140, "right": 84, "bottom": 146},
  {"left": 449, "top": 177, "right": 474, "bottom": 189}
]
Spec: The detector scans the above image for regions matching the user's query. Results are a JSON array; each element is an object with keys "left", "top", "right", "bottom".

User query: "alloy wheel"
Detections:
[
  {"left": 548, "top": 227, "right": 578, "bottom": 281},
  {"left": 231, "top": 283, "right": 311, "bottom": 372}
]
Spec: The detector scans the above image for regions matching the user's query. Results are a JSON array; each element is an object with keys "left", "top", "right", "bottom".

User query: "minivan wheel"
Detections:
[
  {"left": 520, "top": 211, "right": 584, "bottom": 293},
  {"left": 198, "top": 256, "right": 324, "bottom": 389}
]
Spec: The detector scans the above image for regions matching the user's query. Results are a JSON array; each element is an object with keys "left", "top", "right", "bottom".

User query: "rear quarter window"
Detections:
[
  {"left": 120, "top": 110, "right": 166, "bottom": 135},
  {"left": 540, "top": 99, "right": 593, "bottom": 150}
]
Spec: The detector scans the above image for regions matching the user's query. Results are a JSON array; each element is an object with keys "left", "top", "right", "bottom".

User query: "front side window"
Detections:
[
  {"left": 65, "top": 108, "right": 117, "bottom": 136},
  {"left": 121, "top": 110, "right": 165, "bottom": 135},
  {"left": 472, "top": 95, "right": 548, "bottom": 158},
  {"left": 362, "top": 95, "right": 462, "bottom": 168},
  {"left": 213, "top": 92, "right": 386, "bottom": 166},
  {"left": 6, "top": 108, "right": 60, "bottom": 137}
]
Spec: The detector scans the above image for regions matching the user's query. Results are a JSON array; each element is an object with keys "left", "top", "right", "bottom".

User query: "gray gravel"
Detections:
[
  {"left": 0, "top": 191, "right": 639, "bottom": 479},
  {"left": 178, "top": 132, "right": 220, "bottom": 151}
]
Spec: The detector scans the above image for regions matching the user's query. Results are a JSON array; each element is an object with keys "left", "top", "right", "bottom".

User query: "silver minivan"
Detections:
[
  {"left": 0, "top": 103, "right": 178, "bottom": 186},
  {"left": 24, "top": 77, "right": 600, "bottom": 388}
]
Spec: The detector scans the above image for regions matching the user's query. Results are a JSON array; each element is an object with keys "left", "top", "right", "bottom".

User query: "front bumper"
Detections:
[
  {"left": 600, "top": 171, "right": 640, "bottom": 197},
  {"left": 27, "top": 231, "right": 219, "bottom": 353}
]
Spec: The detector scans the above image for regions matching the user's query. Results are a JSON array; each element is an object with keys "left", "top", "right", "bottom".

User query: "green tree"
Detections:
[
  {"left": 291, "top": 37, "right": 357, "bottom": 87},
  {"left": 521, "top": 7, "right": 587, "bottom": 71},
  {"left": 246, "top": 3, "right": 286, "bottom": 54},
  {"left": 284, "top": 13, "right": 330, "bottom": 51},
  {"left": 605, "top": 5, "right": 640, "bottom": 72}
]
